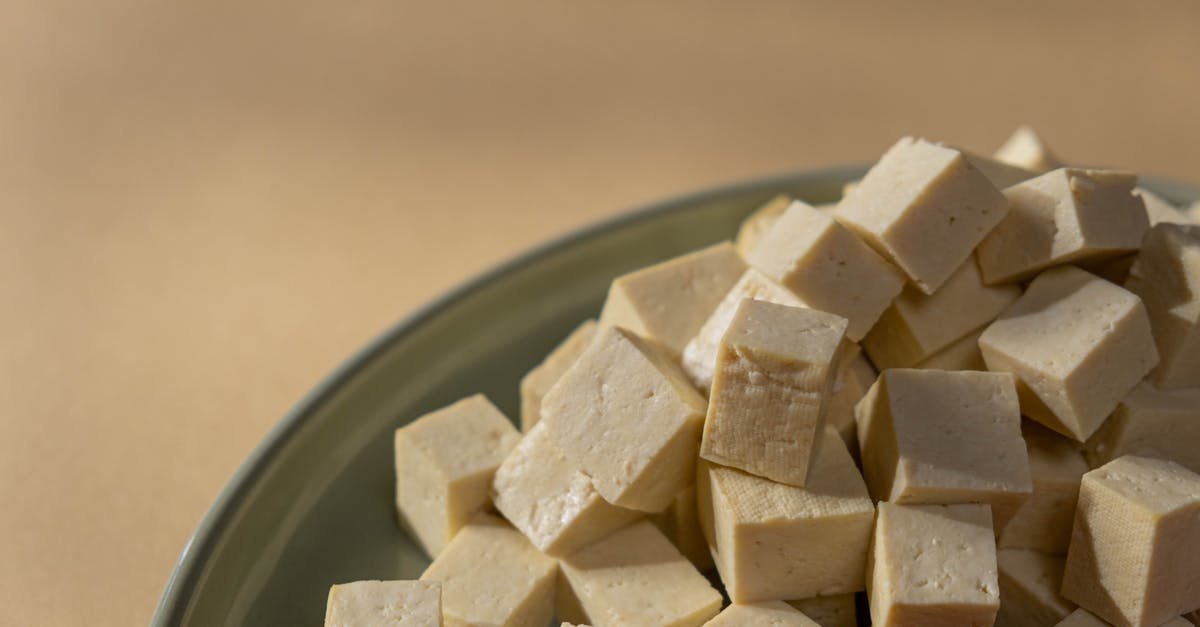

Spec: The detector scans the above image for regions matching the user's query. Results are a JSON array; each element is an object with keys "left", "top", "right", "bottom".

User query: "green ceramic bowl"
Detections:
[{"left": 152, "top": 167, "right": 1199, "bottom": 627}]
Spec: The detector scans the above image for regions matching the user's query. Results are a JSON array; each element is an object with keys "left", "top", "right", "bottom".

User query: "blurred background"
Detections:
[{"left": 3, "top": 1, "right": 1199, "bottom": 625}]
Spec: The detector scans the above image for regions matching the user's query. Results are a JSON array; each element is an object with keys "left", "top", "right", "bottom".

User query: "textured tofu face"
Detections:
[
  {"left": 748, "top": 200, "right": 905, "bottom": 340},
  {"left": 995, "top": 549, "right": 1075, "bottom": 627},
  {"left": 324, "top": 580, "right": 441, "bottom": 627},
  {"left": 1061, "top": 456, "right": 1200, "bottom": 627},
  {"left": 980, "top": 265, "right": 1159, "bottom": 442},
  {"left": 394, "top": 395, "right": 521, "bottom": 557},
  {"left": 868, "top": 503, "right": 1000, "bottom": 627},
  {"left": 700, "top": 299, "right": 848, "bottom": 487},
  {"left": 977, "top": 168, "right": 1149, "bottom": 284},
  {"left": 1125, "top": 223, "right": 1200, "bottom": 389},
  {"left": 999, "top": 422, "right": 1088, "bottom": 555},
  {"left": 1085, "top": 383, "right": 1200, "bottom": 475},
  {"left": 786, "top": 594, "right": 857, "bottom": 627},
  {"left": 542, "top": 325, "right": 707, "bottom": 512},
  {"left": 519, "top": 319, "right": 598, "bottom": 432},
  {"left": 705, "top": 601, "right": 819, "bottom": 626},
  {"left": 835, "top": 137, "right": 1009, "bottom": 294}
]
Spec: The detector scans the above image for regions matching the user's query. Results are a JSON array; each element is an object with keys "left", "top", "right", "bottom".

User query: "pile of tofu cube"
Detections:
[{"left": 325, "top": 128, "right": 1200, "bottom": 627}]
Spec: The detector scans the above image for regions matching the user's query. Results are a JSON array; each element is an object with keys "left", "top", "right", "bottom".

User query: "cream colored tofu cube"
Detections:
[
  {"left": 420, "top": 513, "right": 557, "bottom": 627},
  {"left": 962, "top": 148, "right": 1041, "bottom": 188},
  {"left": 491, "top": 423, "right": 642, "bottom": 556},
  {"left": 862, "top": 257, "right": 1020, "bottom": 369},
  {"left": 1086, "top": 383, "right": 1200, "bottom": 475},
  {"left": 977, "top": 168, "right": 1149, "bottom": 284},
  {"left": 786, "top": 594, "right": 858, "bottom": 627},
  {"left": 394, "top": 395, "right": 521, "bottom": 557},
  {"left": 994, "top": 126, "right": 1062, "bottom": 173},
  {"left": 650, "top": 485, "right": 714, "bottom": 572},
  {"left": 682, "top": 268, "right": 809, "bottom": 390},
  {"left": 736, "top": 194, "right": 793, "bottom": 259},
  {"left": 520, "top": 320, "right": 597, "bottom": 431},
  {"left": 559, "top": 520, "right": 722, "bottom": 627},
  {"left": 698, "top": 427, "right": 875, "bottom": 602},
  {"left": 868, "top": 502, "right": 1000, "bottom": 627},
  {"left": 834, "top": 137, "right": 1009, "bottom": 294},
  {"left": 855, "top": 369, "right": 1032, "bottom": 516},
  {"left": 1125, "top": 223, "right": 1200, "bottom": 389},
  {"left": 996, "top": 549, "right": 1076, "bottom": 627},
  {"left": 913, "top": 325, "right": 987, "bottom": 371},
  {"left": 980, "top": 265, "right": 1159, "bottom": 441},
  {"left": 325, "top": 580, "right": 441, "bottom": 627},
  {"left": 999, "top": 422, "right": 1088, "bottom": 555},
  {"left": 1138, "top": 188, "right": 1197, "bottom": 226},
  {"left": 826, "top": 353, "right": 876, "bottom": 460},
  {"left": 542, "top": 325, "right": 707, "bottom": 512},
  {"left": 703, "top": 601, "right": 819, "bottom": 626},
  {"left": 701, "top": 298, "right": 848, "bottom": 487},
  {"left": 598, "top": 242, "right": 746, "bottom": 355},
  {"left": 1061, "top": 456, "right": 1200, "bottom": 627}
]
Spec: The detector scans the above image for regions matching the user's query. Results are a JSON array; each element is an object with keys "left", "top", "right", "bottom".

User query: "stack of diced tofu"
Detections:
[{"left": 324, "top": 128, "right": 1200, "bottom": 627}]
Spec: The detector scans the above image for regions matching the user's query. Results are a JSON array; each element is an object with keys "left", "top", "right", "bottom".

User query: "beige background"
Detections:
[{"left": 3, "top": 2, "right": 1199, "bottom": 625}]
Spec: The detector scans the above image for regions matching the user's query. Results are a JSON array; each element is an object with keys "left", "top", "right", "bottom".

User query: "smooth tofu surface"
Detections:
[
  {"left": 748, "top": 200, "right": 905, "bottom": 340},
  {"left": 420, "top": 513, "right": 557, "bottom": 627},
  {"left": 1061, "top": 456, "right": 1200, "bottom": 627},
  {"left": 961, "top": 149, "right": 1041, "bottom": 189},
  {"left": 994, "top": 125, "right": 1062, "bottom": 173},
  {"left": 977, "top": 168, "right": 1149, "bottom": 284},
  {"left": 862, "top": 257, "right": 1020, "bottom": 369},
  {"left": 835, "top": 137, "right": 1009, "bottom": 294},
  {"left": 559, "top": 520, "right": 722, "bottom": 627},
  {"left": 325, "top": 580, "right": 441, "bottom": 627},
  {"left": 491, "top": 422, "right": 641, "bottom": 556},
  {"left": 598, "top": 241, "right": 746, "bottom": 355},
  {"left": 855, "top": 369, "right": 1032, "bottom": 513},
  {"left": 394, "top": 395, "right": 521, "bottom": 557},
  {"left": 913, "top": 325, "right": 987, "bottom": 371},
  {"left": 825, "top": 353, "right": 876, "bottom": 459},
  {"left": 703, "top": 601, "right": 819, "bottom": 626},
  {"left": 1137, "top": 188, "right": 1197, "bottom": 227},
  {"left": 1125, "top": 223, "right": 1200, "bottom": 389},
  {"left": 996, "top": 549, "right": 1075, "bottom": 627},
  {"left": 786, "top": 594, "right": 858, "bottom": 627},
  {"left": 868, "top": 502, "right": 1000, "bottom": 627},
  {"left": 980, "top": 265, "right": 1159, "bottom": 442},
  {"left": 736, "top": 194, "right": 793, "bottom": 259},
  {"left": 1086, "top": 383, "right": 1200, "bottom": 475},
  {"left": 542, "top": 325, "right": 708, "bottom": 512},
  {"left": 650, "top": 484, "right": 714, "bottom": 572},
  {"left": 999, "top": 421, "right": 1088, "bottom": 555},
  {"left": 520, "top": 319, "right": 598, "bottom": 431},
  {"left": 701, "top": 298, "right": 848, "bottom": 487},
  {"left": 698, "top": 427, "right": 875, "bottom": 602}
]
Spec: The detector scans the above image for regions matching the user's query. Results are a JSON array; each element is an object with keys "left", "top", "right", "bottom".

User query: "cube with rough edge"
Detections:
[
  {"left": 913, "top": 326, "right": 987, "bottom": 371},
  {"left": 999, "top": 421, "right": 1088, "bottom": 555},
  {"left": 868, "top": 502, "right": 1000, "bottom": 627},
  {"left": 698, "top": 427, "right": 875, "bottom": 602},
  {"left": 862, "top": 256, "right": 1020, "bottom": 369},
  {"left": 394, "top": 395, "right": 521, "bottom": 557},
  {"left": 854, "top": 369, "right": 1032, "bottom": 520},
  {"left": 491, "top": 422, "right": 642, "bottom": 556},
  {"left": 1137, "top": 187, "right": 1197, "bottom": 226},
  {"left": 420, "top": 513, "right": 557, "bottom": 627},
  {"left": 703, "top": 601, "right": 819, "bottom": 626},
  {"left": 976, "top": 168, "right": 1149, "bottom": 284},
  {"left": 650, "top": 484, "right": 714, "bottom": 572},
  {"left": 1085, "top": 383, "right": 1200, "bottom": 475},
  {"left": 598, "top": 241, "right": 746, "bottom": 355},
  {"left": 1125, "top": 223, "right": 1200, "bottom": 389},
  {"left": 1061, "top": 456, "right": 1200, "bottom": 627},
  {"left": 700, "top": 298, "right": 849, "bottom": 487},
  {"left": 519, "top": 319, "right": 597, "bottom": 431},
  {"left": 996, "top": 549, "right": 1075, "bottom": 627},
  {"left": 980, "top": 265, "right": 1159, "bottom": 442},
  {"left": 747, "top": 200, "right": 905, "bottom": 340},
  {"left": 786, "top": 594, "right": 858, "bottom": 627},
  {"left": 542, "top": 325, "right": 707, "bottom": 512},
  {"left": 324, "top": 580, "right": 441, "bottom": 627},
  {"left": 825, "top": 353, "right": 876, "bottom": 460},
  {"left": 735, "top": 194, "right": 793, "bottom": 258},
  {"left": 834, "top": 137, "right": 1009, "bottom": 294},
  {"left": 994, "top": 125, "right": 1062, "bottom": 173},
  {"left": 558, "top": 520, "right": 722, "bottom": 627}
]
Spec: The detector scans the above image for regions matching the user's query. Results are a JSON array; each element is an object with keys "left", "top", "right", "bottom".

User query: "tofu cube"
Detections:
[
  {"left": 786, "top": 594, "right": 858, "bottom": 627},
  {"left": 862, "top": 257, "right": 1020, "bottom": 369},
  {"left": 868, "top": 502, "right": 1000, "bottom": 627},
  {"left": 994, "top": 125, "right": 1062, "bottom": 173},
  {"left": 825, "top": 353, "right": 877, "bottom": 460},
  {"left": 542, "top": 325, "right": 707, "bottom": 512},
  {"left": 834, "top": 137, "right": 1009, "bottom": 294},
  {"left": 1086, "top": 383, "right": 1200, "bottom": 475},
  {"left": 913, "top": 326, "right": 987, "bottom": 371},
  {"left": 747, "top": 200, "right": 905, "bottom": 340},
  {"left": 962, "top": 148, "right": 1041, "bottom": 188},
  {"left": 558, "top": 520, "right": 722, "bottom": 627},
  {"left": 1125, "top": 223, "right": 1200, "bottom": 389},
  {"left": 1061, "top": 456, "right": 1200, "bottom": 627},
  {"left": 1055, "top": 608, "right": 1113, "bottom": 626},
  {"left": 977, "top": 168, "right": 1149, "bottom": 284},
  {"left": 520, "top": 319, "right": 597, "bottom": 431},
  {"left": 999, "top": 422, "right": 1089, "bottom": 555},
  {"left": 700, "top": 298, "right": 848, "bottom": 487},
  {"left": 980, "top": 265, "right": 1159, "bottom": 441},
  {"left": 698, "top": 427, "right": 875, "bottom": 602},
  {"left": 598, "top": 242, "right": 746, "bottom": 355},
  {"left": 735, "top": 194, "right": 793, "bottom": 259},
  {"left": 650, "top": 485, "right": 714, "bottom": 572},
  {"left": 491, "top": 423, "right": 641, "bottom": 556},
  {"left": 704, "top": 601, "right": 819, "bottom": 626},
  {"left": 324, "top": 580, "right": 441, "bottom": 627},
  {"left": 1137, "top": 188, "right": 1197, "bottom": 227},
  {"left": 854, "top": 369, "right": 1032, "bottom": 517},
  {"left": 420, "top": 513, "right": 557, "bottom": 627},
  {"left": 996, "top": 549, "right": 1076, "bottom": 627},
  {"left": 394, "top": 395, "right": 521, "bottom": 557}
]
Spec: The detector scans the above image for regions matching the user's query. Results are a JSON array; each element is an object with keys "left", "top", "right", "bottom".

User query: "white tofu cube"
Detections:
[
  {"left": 1086, "top": 383, "right": 1200, "bottom": 475},
  {"left": 1125, "top": 223, "right": 1200, "bottom": 389},
  {"left": 912, "top": 326, "right": 987, "bottom": 371},
  {"left": 735, "top": 194, "right": 792, "bottom": 259},
  {"left": 996, "top": 549, "right": 1075, "bottom": 627},
  {"left": 520, "top": 320, "right": 597, "bottom": 431},
  {"left": 1137, "top": 187, "right": 1197, "bottom": 226},
  {"left": 703, "top": 601, "right": 818, "bottom": 626},
  {"left": 324, "top": 580, "right": 441, "bottom": 627},
  {"left": 999, "top": 422, "right": 1088, "bottom": 555},
  {"left": 993, "top": 126, "right": 1062, "bottom": 173}
]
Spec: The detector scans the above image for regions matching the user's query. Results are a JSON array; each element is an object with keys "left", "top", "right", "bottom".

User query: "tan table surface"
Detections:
[{"left": 4, "top": 2, "right": 1199, "bottom": 625}]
